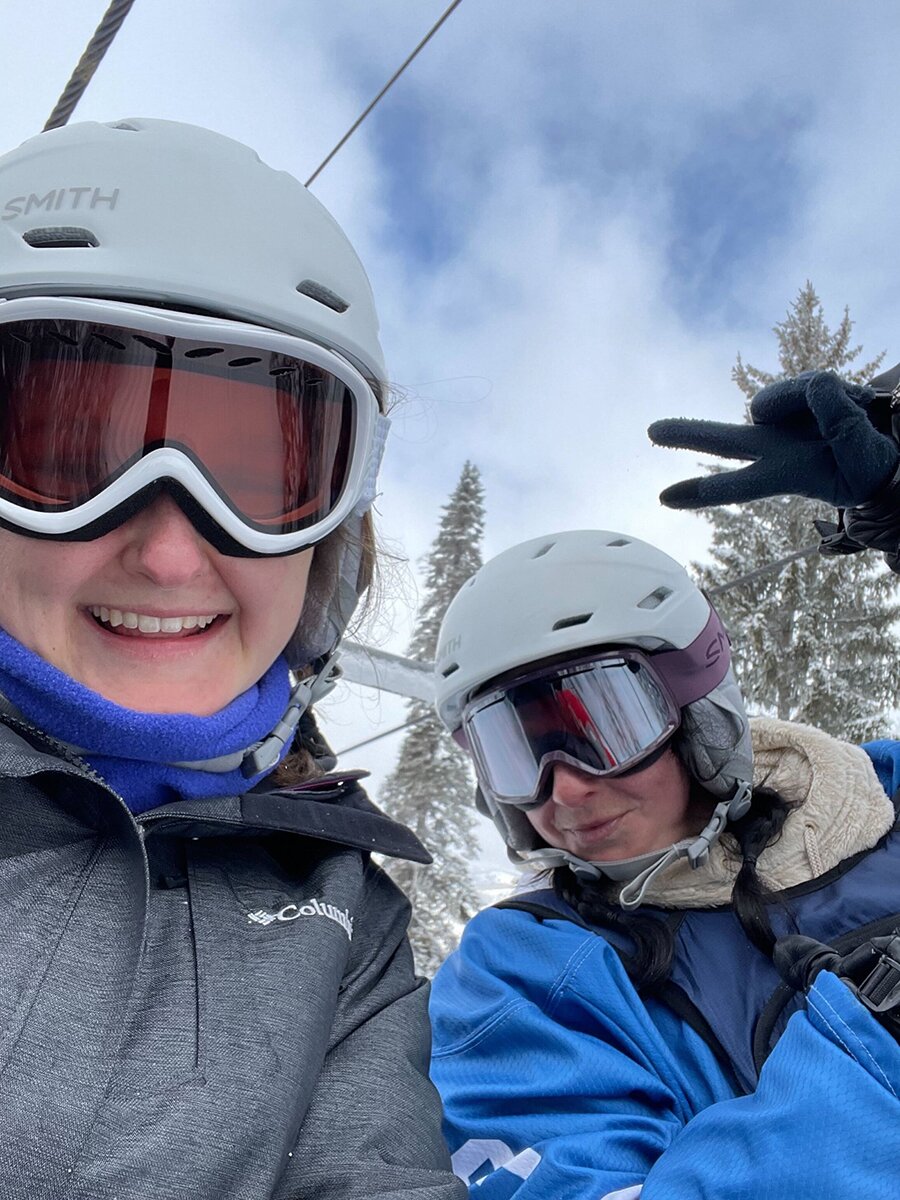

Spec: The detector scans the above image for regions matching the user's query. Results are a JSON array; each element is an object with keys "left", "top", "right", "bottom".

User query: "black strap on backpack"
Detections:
[{"left": 758, "top": 912, "right": 900, "bottom": 1071}]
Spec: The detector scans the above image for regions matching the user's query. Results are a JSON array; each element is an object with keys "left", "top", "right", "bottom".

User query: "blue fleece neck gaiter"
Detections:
[{"left": 0, "top": 628, "right": 292, "bottom": 813}]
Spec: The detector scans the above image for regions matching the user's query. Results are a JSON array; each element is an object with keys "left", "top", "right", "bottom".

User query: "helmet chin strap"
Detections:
[
  {"left": 236, "top": 662, "right": 341, "bottom": 777},
  {"left": 520, "top": 781, "right": 752, "bottom": 909}
]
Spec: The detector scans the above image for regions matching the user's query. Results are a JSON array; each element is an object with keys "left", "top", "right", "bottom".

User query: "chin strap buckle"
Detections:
[{"left": 241, "top": 654, "right": 344, "bottom": 778}]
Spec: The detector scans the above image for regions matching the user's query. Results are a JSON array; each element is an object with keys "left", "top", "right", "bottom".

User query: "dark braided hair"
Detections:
[
  {"left": 727, "top": 786, "right": 794, "bottom": 957},
  {"left": 553, "top": 784, "right": 794, "bottom": 989}
]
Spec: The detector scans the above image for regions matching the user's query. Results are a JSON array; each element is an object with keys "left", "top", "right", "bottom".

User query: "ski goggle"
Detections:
[
  {"left": 458, "top": 604, "right": 734, "bottom": 811},
  {"left": 458, "top": 651, "right": 683, "bottom": 810},
  {"left": 0, "top": 297, "right": 385, "bottom": 555}
]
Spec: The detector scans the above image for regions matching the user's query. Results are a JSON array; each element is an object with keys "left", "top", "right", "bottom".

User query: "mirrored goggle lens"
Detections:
[
  {"left": 0, "top": 318, "right": 357, "bottom": 534},
  {"left": 463, "top": 655, "right": 680, "bottom": 806}
]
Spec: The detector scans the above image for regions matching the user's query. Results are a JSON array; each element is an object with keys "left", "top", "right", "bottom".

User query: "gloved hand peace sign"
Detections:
[{"left": 648, "top": 371, "right": 899, "bottom": 511}]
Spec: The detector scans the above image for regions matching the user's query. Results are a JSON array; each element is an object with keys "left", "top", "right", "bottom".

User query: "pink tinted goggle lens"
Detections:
[{"left": 0, "top": 318, "right": 355, "bottom": 534}]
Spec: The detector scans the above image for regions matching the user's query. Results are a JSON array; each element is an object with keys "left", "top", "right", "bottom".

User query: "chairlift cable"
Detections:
[
  {"left": 706, "top": 544, "right": 820, "bottom": 596},
  {"left": 305, "top": 0, "right": 465, "bottom": 186},
  {"left": 335, "top": 711, "right": 432, "bottom": 756},
  {"left": 43, "top": 0, "right": 137, "bottom": 131}
]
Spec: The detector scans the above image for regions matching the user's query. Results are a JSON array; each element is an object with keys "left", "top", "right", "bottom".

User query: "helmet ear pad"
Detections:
[
  {"left": 475, "top": 786, "right": 545, "bottom": 858},
  {"left": 288, "top": 512, "right": 373, "bottom": 669},
  {"left": 673, "top": 665, "right": 753, "bottom": 807}
]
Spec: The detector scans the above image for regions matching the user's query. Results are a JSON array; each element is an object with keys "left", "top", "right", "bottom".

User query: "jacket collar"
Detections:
[
  {"left": 636, "top": 716, "right": 895, "bottom": 907},
  {"left": 0, "top": 715, "right": 431, "bottom": 865}
]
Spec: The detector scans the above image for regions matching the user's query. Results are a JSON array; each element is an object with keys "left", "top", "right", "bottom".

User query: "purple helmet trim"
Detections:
[{"left": 648, "top": 607, "right": 731, "bottom": 708}]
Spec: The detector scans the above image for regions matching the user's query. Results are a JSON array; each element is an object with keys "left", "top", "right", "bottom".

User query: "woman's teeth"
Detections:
[{"left": 89, "top": 606, "right": 218, "bottom": 633}]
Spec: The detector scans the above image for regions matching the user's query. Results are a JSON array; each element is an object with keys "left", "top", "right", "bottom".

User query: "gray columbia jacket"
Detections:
[{"left": 0, "top": 713, "right": 466, "bottom": 1200}]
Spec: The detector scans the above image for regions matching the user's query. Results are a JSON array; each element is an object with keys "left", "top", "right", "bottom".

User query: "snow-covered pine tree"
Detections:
[
  {"left": 695, "top": 283, "right": 900, "bottom": 740},
  {"left": 380, "top": 461, "right": 485, "bottom": 976}
]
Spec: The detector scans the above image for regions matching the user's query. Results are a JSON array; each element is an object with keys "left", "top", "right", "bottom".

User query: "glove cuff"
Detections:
[
  {"left": 814, "top": 515, "right": 867, "bottom": 557},
  {"left": 844, "top": 462, "right": 900, "bottom": 570}
]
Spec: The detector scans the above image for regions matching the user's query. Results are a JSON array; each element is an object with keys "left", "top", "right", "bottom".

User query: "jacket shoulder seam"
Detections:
[
  {"left": 430, "top": 997, "right": 529, "bottom": 1058},
  {"left": 434, "top": 908, "right": 603, "bottom": 1056}
]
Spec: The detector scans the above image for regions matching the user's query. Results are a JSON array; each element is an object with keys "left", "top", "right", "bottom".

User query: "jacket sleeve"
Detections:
[
  {"left": 429, "top": 907, "right": 734, "bottom": 1199},
  {"left": 279, "top": 861, "right": 467, "bottom": 1200},
  {"left": 430, "top": 909, "right": 900, "bottom": 1200},
  {"left": 641, "top": 968, "right": 900, "bottom": 1199}
]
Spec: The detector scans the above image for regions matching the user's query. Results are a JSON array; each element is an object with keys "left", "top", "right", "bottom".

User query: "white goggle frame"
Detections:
[{"left": 0, "top": 295, "right": 385, "bottom": 555}]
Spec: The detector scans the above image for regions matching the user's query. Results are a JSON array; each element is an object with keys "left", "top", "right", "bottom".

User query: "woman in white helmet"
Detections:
[
  {"left": 0, "top": 119, "right": 464, "bottom": 1199},
  {"left": 429, "top": 530, "right": 900, "bottom": 1199}
]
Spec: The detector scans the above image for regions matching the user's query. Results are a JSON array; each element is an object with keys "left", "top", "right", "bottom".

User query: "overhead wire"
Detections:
[
  {"left": 336, "top": 711, "right": 432, "bottom": 757},
  {"left": 305, "top": 0, "right": 464, "bottom": 186},
  {"left": 706, "top": 543, "right": 820, "bottom": 596},
  {"left": 43, "top": 0, "right": 137, "bottom": 131}
]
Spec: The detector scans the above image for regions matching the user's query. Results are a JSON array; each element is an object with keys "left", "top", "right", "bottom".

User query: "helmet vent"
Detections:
[
  {"left": 552, "top": 612, "right": 592, "bottom": 631},
  {"left": 440, "top": 662, "right": 460, "bottom": 678},
  {"left": 22, "top": 226, "right": 99, "bottom": 248},
  {"left": 112, "top": 121, "right": 140, "bottom": 131},
  {"left": 296, "top": 279, "right": 349, "bottom": 313},
  {"left": 531, "top": 541, "right": 556, "bottom": 559},
  {"left": 637, "top": 586, "right": 673, "bottom": 610},
  {"left": 606, "top": 537, "right": 631, "bottom": 547},
  {"left": 133, "top": 334, "right": 173, "bottom": 354}
]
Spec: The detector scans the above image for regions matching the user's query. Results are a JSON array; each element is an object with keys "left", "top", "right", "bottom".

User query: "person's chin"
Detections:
[{"left": 77, "top": 662, "right": 240, "bottom": 715}]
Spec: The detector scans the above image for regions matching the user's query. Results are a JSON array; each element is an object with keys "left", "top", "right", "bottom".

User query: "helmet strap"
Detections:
[
  {"left": 520, "top": 781, "right": 753, "bottom": 909},
  {"left": 238, "top": 660, "right": 342, "bottom": 776}
]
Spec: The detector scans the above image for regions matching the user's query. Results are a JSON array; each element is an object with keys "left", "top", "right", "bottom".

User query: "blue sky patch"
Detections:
[
  {"left": 370, "top": 91, "right": 479, "bottom": 269},
  {"left": 665, "top": 98, "right": 811, "bottom": 324}
]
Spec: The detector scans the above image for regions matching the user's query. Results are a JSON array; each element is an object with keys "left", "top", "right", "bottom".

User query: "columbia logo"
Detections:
[{"left": 248, "top": 898, "right": 354, "bottom": 940}]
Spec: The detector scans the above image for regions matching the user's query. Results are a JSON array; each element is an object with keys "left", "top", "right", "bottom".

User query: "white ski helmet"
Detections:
[
  {"left": 0, "top": 118, "right": 389, "bottom": 672},
  {"left": 0, "top": 118, "right": 385, "bottom": 386},
  {"left": 435, "top": 530, "right": 753, "bottom": 902}
]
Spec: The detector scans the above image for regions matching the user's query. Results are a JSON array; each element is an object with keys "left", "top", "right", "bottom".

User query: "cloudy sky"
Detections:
[{"left": 2, "top": 0, "right": 899, "bottom": 879}]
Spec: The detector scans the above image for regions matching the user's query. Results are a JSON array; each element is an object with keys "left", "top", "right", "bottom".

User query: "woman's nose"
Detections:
[
  {"left": 121, "top": 495, "right": 213, "bottom": 587},
  {"left": 549, "top": 761, "right": 602, "bottom": 808}
]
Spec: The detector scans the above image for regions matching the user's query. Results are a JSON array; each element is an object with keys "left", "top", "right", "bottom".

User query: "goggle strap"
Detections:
[
  {"left": 651, "top": 608, "right": 731, "bottom": 708},
  {"left": 353, "top": 413, "right": 391, "bottom": 517}
]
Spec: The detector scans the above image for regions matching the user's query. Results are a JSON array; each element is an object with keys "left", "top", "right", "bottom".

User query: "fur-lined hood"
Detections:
[{"left": 637, "top": 716, "right": 894, "bottom": 908}]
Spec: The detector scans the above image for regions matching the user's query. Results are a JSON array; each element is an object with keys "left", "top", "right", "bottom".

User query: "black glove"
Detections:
[
  {"left": 774, "top": 932, "right": 900, "bottom": 1042},
  {"left": 841, "top": 469, "right": 900, "bottom": 572},
  {"left": 648, "top": 371, "right": 899, "bottom": 511}
]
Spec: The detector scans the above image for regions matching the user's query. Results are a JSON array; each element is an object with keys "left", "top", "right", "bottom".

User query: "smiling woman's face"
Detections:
[
  {"left": 0, "top": 495, "right": 313, "bottom": 715},
  {"left": 525, "top": 747, "right": 707, "bottom": 861}
]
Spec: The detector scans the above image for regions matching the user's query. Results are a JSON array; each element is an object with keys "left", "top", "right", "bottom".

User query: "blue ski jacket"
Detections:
[{"left": 430, "top": 723, "right": 900, "bottom": 1199}]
